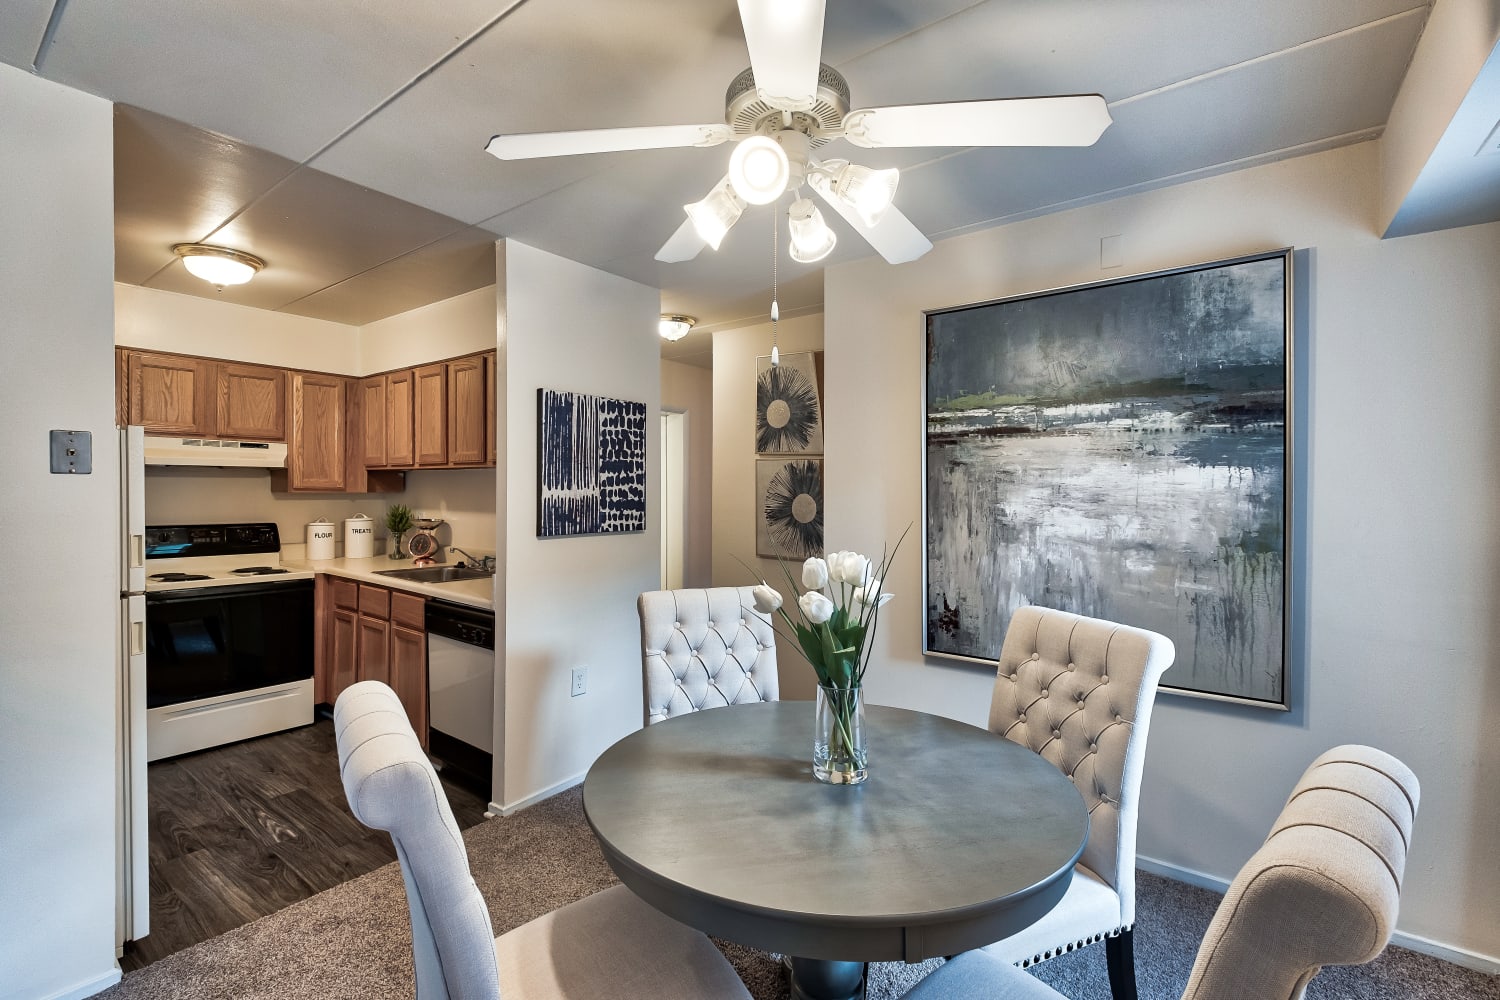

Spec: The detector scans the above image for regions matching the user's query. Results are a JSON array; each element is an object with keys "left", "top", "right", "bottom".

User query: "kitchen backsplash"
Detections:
[{"left": 144, "top": 466, "right": 498, "bottom": 556}]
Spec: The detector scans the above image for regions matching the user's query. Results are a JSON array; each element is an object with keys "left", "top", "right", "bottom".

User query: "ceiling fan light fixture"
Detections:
[
  {"left": 659, "top": 314, "right": 697, "bottom": 341},
  {"left": 172, "top": 243, "right": 265, "bottom": 286},
  {"left": 685, "top": 179, "right": 746, "bottom": 250},
  {"left": 832, "top": 162, "right": 900, "bottom": 227},
  {"left": 728, "top": 134, "right": 791, "bottom": 205},
  {"left": 787, "top": 198, "right": 836, "bottom": 263}
]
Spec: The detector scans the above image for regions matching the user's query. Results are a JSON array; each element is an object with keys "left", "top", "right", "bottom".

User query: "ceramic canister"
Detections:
[
  {"left": 306, "top": 517, "right": 336, "bottom": 561},
  {"left": 343, "top": 513, "right": 375, "bottom": 559}
]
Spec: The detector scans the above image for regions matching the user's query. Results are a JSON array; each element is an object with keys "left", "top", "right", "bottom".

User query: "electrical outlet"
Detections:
[{"left": 571, "top": 666, "right": 587, "bottom": 697}]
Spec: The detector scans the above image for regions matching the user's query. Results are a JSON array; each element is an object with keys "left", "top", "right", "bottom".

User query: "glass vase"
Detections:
[
  {"left": 388, "top": 532, "right": 405, "bottom": 559},
  {"left": 814, "top": 683, "right": 867, "bottom": 785}
]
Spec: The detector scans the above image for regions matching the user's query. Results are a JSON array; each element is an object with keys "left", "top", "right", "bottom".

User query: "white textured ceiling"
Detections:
[{"left": 1, "top": 0, "right": 1443, "bottom": 364}]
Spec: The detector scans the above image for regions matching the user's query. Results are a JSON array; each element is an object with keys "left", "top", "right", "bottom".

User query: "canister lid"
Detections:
[
  {"left": 345, "top": 513, "right": 372, "bottom": 522},
  {"left": 309, "top": 516, "right": 332, "bottom": 525}
]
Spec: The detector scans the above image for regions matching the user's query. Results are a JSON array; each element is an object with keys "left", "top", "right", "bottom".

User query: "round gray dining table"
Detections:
[{"left": 583, "top": 700, "right": 1089, "bottom": 1000}]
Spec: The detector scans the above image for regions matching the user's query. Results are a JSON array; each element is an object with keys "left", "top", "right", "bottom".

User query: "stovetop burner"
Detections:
[
  {"left": 231, "top": 566, "right": 290, "bottom": 576},
  {"left": 149, "top": 572, "right": 214, "bottom": 582}
]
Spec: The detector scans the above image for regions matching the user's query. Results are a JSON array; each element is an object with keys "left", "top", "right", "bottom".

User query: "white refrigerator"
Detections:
[{"left": 116, "top": 426, "right": 149, "bottom": 947}]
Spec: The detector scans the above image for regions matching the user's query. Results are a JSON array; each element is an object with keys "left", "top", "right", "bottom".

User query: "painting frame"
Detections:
[
  {"left": 536, "top": 387, "right": 647, "bottom": 538},
  {"left": 922, "top": 249, "right": 1293, "bottom": 710},
  {"left": 756, "top": 457, "right": 825, "bottom": 560},
  {"left": 755, "top": 351, "right": 825, "bottom": 455}
]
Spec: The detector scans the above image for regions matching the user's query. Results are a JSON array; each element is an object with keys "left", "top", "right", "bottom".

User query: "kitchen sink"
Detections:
[{"left": 373, "top": 565, "right": 494, "bottom": 584}]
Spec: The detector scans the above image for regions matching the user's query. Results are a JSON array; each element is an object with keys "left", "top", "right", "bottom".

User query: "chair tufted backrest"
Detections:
[
  {"left": 988, "top": 605, "right": 1174, "bottom": 927},
  {"left": 639, "top": 587, "right": 779, "bottom": 726},
  {"left": 1183, "top": 744, "right": 1419, "bottom": 1000},
  {"left": 334, "top": 681, "right": 500, "bottom": 1000}
]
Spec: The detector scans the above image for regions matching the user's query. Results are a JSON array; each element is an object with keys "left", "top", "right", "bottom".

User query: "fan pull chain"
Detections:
[{"left": 770, "top": 211, "right": 780, "bottom": 367}]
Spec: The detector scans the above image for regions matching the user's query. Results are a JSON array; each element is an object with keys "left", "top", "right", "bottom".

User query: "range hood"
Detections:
[{"left": 143, "top": 436, "right": 288, "bottom": 468}]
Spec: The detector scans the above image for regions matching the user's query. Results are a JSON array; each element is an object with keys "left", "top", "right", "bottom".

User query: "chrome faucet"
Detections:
[{"left": 449, "top": 546, "right": 496, "bottom": 573}]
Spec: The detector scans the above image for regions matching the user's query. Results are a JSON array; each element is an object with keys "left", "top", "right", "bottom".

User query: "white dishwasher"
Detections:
[{"left": 425, "top": 600, "right": 495, "bottom": 797}]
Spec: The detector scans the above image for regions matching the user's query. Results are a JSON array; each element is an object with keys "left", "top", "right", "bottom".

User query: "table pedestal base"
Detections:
[{"left": 789, "top": 957, "right": 865, "bottom": 1000}]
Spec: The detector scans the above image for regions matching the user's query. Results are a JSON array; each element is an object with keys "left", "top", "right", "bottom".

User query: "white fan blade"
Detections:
[
  {"left": 843, "top": 95, "right": 1111, "bottom": 149},
  {"left": 737, "top": 0, "right": 825, "bottom": 110},
  {"left": 656, "top": 216, "right": 708, "bottom": 263},
  {"left": 809, "top": 176, "right": 932, "bottom": 265},
  {"left": 486, "top": 123, "right": 731, "bottom": 160}
]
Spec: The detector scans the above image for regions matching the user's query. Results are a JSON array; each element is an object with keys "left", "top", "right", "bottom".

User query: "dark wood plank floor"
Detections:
[{"left": 120, "top": 718, "right": 489, "bottom": 972}]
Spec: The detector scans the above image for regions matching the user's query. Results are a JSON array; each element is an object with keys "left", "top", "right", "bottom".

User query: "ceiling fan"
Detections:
[{"left": 484, "top": 0, "right": 1111, "bottom": 267}]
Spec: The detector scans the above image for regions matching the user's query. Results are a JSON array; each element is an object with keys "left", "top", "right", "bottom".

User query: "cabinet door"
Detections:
[
  {"left": 128, "top": 351, "right": 213, "bottom": 435},
  {"left": 390, "top": 624, "right": 428, "bottom": 747},
  {"left": 386, "top": 370, "right": 415, "bottom": 467},
  {"left": 357, "top": 614, "right": 390, "bottom": 685},
  {"left": 447, "top": 355, "right": 487, "bottom": 466},
  {"left": 361, "top": 376, "right": 387, "bottom": 467},
  {"left": 330, "top": 608, "right": 359, "bottom": 703},
  {"left": 485, "top": 351, "right": 497, "bottom": 466},
  {"left": 413, "top": 363, "right": 448, "bottom": 466},
  {"left": 289, "top": 373, "right": 346, "bottom": 491},
  {"left": 217, "top": 363, "right": 286, "bottom": 440}
]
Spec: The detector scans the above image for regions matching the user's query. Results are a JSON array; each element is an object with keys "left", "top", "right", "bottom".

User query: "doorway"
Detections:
[{"left": 660, "top": 410, "right": 686, "bottom": 589}]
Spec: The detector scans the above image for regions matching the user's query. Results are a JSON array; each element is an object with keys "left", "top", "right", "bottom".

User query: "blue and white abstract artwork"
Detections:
[
  {"left": 537, "top": 388, "right": 647, "bottom": 537},
  {"left": 924, "top": 250, "right": 1290, "bottom": 708}
]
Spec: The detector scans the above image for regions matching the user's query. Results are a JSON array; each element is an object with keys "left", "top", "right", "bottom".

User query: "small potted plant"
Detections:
[{"left": 385, "top": 504, "right": 414, "bottom": 560}]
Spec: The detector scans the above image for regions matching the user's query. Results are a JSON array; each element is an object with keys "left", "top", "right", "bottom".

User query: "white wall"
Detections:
[
  {"left": 710, "top": 315, "right": 825, "bottom": 700},
  {"left": 496, "top": 242, "right": 660, "bottom": 811},
  {"left": 0, "top": 65, "right": 122, "bottom": 999},
  {"left": 115, "top": 283, "right": 359, "bottom": 373},
  {"left": 822, "top": 140, "right": 1500, "bottom": 963},
  {"left": 359, "top": 285, "right": 495, "bottom": 375},
  {"left": 660, "top": 360, "right": 713, "bottom": 588}
]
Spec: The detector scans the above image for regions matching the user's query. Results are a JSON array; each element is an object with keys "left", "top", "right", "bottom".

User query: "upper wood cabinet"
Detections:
[
  {"left": 485, "top": 352, "right": 497, "bottom": 466},
  {"left": 448, "top": 355, "right": 487, "bottom": 466},
  {"left": 217, "top": 363, "right": 286, "bottom": 440},
  {"left": 360, "top": 376, "right": 387, "bottom": 467},
  {"left": 413, "top": 363, "right": 448, "bottom": 466},
  {"left": 386, "top": 370, "right": 415, "bottom": 467},
  {"left": 128, "top": 351, "right": 213, "bottom": 435},
  {"left": 288, "top": 373, "right": 346, "bottom": 491}
]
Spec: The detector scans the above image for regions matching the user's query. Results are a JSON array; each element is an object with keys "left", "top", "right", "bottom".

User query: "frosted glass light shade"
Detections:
[
  {"left": 172, "top": 244, "right": 265, "bottom": 286},
  {"left": 685, "top": 179, "right": 746, "bottom": 249},
  {"left": 659, "top": 315, "right": 696, "bottom": 341},
  {"left": 787, "top": 198, "right": 836, "bottom": 263},
  {"left": 832, "top": 163, "right": 900, "bottom": 227},
  {"left": 728, "top": 135, "right": 791, "bottom": 205}
]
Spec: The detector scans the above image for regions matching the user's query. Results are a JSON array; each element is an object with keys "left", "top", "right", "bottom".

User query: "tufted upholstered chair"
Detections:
[
  {"left": 333, "top": 680, "right": 752, "bottom": 1000},
  {"left": 980, "top": 605, "right": 1175, "bottom": 1000},
  {"left": 903, "top": 744, "right": 1421, "bottom": 1000},
  {"left": 638, "top": 586, "right": 778, "bottom": 726}
]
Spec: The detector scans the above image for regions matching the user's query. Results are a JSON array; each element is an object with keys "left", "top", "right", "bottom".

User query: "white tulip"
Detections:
[
  {"left": 802, "top": 557, "right": 829, "bottom": 590},
  {"left": 828, "top": 550, "right": 870, "bottom": 587},
  {"left": 799, "top": 590, "right": 835, "bottom": 624},
  {"left": 854, "top": 586, "right": 895, "bottom": 609},
  {"left": 752, "top": 583, "right": 783, "bottom": 613}
]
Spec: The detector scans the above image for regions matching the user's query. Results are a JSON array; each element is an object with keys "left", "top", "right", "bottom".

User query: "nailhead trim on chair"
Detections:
[{"left": 1015, "top": 925, "right": 1131, "bottom": 967}]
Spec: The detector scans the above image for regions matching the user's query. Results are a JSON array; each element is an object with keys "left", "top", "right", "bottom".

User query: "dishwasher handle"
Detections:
[{"left": 425, "top": 600, "right": 495, "bottom": 650}]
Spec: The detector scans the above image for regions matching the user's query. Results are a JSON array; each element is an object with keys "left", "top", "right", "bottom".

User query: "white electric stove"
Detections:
[{"left": 144, "top": 523, "right": 315, "bottom": 760}]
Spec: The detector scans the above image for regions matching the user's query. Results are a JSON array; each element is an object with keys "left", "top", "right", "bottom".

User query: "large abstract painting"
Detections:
[
  {"left": 757, "top": 458, "right": 824, "bottom": 558},
  {"left": 537, "top": 388, "right": 647, "bottom": 538},
  {"left": 924, "top": 250, "right": 1291, "bottom": 708}
]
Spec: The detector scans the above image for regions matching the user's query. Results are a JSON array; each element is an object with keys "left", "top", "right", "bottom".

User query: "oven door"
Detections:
[{"left": 145, "top": 579, "right": 314, "bottom": 709}]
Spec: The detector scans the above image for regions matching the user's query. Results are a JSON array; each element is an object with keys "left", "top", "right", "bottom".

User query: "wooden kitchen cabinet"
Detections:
[
  {"left": 216, "top": 362, "right": 286, "bottom": 440},
  {"left": 485, "top": 351, "right": 497, "bottom": 466},
  {"left": 413, "top": 363, "right": 448, "bottom": 466},
  {"left": 316, "top": 577, "right": 428, "bottom": 744},
  {"left": 360, "top": 376, "right": 387, "bottom": 467},
  {"left": 447, "top": 355, "right": 488, "bottom": 466},
  {"left": 386, "top": 370, "right": 415, "bottom": 467},
  {"left": 128, "top": 350, "right": 214, "bottom": 435},
  {"left": 287, "top": 373, "right": 346, "bottom": 491}
]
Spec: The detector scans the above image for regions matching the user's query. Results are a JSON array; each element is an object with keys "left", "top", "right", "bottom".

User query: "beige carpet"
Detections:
[{"left": 100, "top": 786, "right": 1497, "bottom": 1000}]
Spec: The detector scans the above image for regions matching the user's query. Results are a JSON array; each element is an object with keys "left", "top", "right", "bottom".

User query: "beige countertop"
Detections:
[{"left": 282, "top": 554, "right": 495, "bottom": 611}]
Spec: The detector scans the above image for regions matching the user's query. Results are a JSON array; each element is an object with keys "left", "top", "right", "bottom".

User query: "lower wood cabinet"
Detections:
[{"left": 318, "top": 576, "right": 428, "bottom": 746}]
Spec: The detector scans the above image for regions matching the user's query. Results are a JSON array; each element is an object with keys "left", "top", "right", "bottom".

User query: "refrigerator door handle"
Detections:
[{"left": 130, "top": 619, "right": 145, "bottom": 656}]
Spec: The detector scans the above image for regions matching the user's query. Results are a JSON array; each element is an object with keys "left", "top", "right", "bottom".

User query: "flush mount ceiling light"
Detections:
[
  {"left": 172, "top": 244, "right": 265, "bottom": 286},
  {"left": 484, "top": 0, "right": 1112, "bottom": 268},
  {"left": 659, "top": 314, "right": 697, "bottom": 341}
]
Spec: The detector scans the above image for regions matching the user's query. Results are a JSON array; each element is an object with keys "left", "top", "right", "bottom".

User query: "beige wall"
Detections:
[
  {"left": 496, "top": 241, "right": 660, "bottom": 811},
  {"left": 115, "top": 283, "right": 360, "bottom": 373},
  {"left": 710, "top": 313, "right": 825, "bottom": 700},
  {"left": 0, "top": 64, "right": 122, "bottom": 997},
  {"left": 358, "top": 285, "right": 496, "bottom": 375},
  {"left": 660, "top": 359, "right": 712, "bottom": 588},
  {"left": 823, "top": 140, "right": 1500, "bottom": 965}
]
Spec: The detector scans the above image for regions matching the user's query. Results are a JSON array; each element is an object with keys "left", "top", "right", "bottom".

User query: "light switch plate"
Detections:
[{"left": 49, "top": 430, "right": 92, "bottom": 474}]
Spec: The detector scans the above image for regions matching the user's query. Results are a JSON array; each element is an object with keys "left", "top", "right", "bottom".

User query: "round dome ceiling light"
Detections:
[
  {"left": 659, "top": 315, "right": 697, "bottom": 342},
  {"left": 172, "top": 244, "right": 266, "bottom": 286},
  {"left": 728, "top": 135, "right": 791, "bottom": 205}
]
